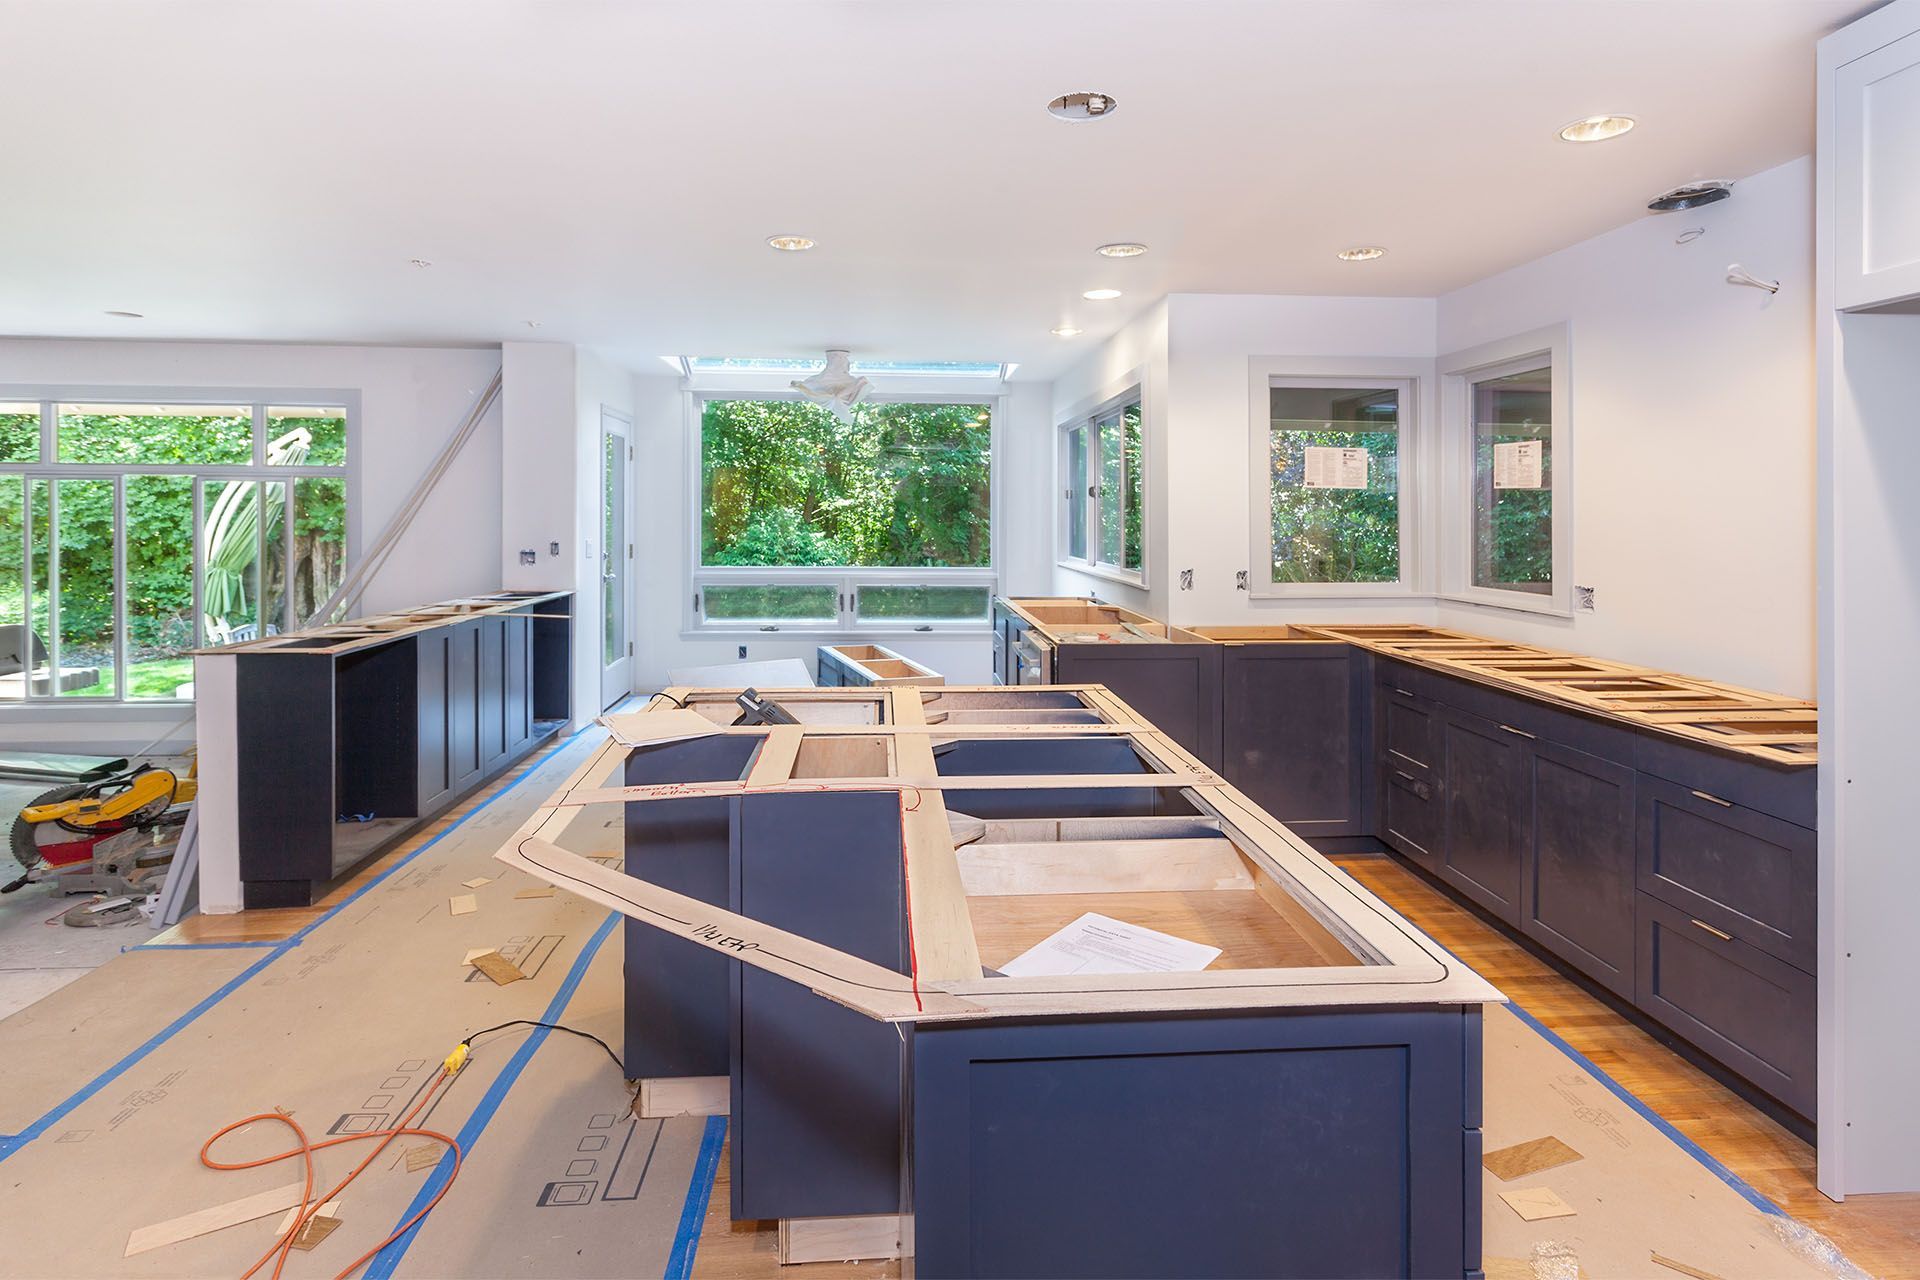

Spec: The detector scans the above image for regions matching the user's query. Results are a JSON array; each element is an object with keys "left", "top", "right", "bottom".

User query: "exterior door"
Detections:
[{"left": 599, "top": 408, "right": 633, "bottom": 710}]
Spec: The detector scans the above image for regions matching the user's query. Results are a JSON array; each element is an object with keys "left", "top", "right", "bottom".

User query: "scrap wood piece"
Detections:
[
  {"left": 467, "top": 949, "right": 525, "bottom": 985},
  {"left": 1498, "top": 1186, "right": 1577, "bottom": 1222},
  {"left": 1650, "top": 1253, "right": 1727, "bottom": 1280},
  {"left": 514, "top": 885, "right": 556, "bottom": 899},
  {"left": 126, "top": 1180, "right": 307, "bottom": 1256},
  {"left": 1482, "top": 1135, "right": 1582, "bottom": 1181},
  {"left": 405, "top": 1144, "right": 443, "bottom": 1173},
  {"left": 290, "top": 1216, "right": 343, "bottom": 1251},
  {"left": 462, "top": 876, "right": 492, "bottom": 889},
  {"left": 274, "top": 1199, "right": 341, "bottom": 1235},
  {"left": 449, "top": 894, "right": 477, "bottom": 916}
]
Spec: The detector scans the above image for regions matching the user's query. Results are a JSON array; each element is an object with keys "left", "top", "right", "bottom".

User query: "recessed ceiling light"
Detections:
[
  {"left": 1095, "top": 242, "right": 1148, "bottom": 258},
  {"left": 1082, "top": 288, "right": 1122, "bottom": 301},
  {"left": 1558, "top": 114, "right": 1636, "bottom": 143},
  {"left": 1047, "top": 92, "right": 1117, "bottom": 121},
  {"left": 1051, "top": 325, "right": 1083, "bottom": 337},
  {"left": 767, "top": 235, "right": 816, "bottom": 252},
  {"left": 1647, "top": 180, "right": 1733, "bottom": 212},
  {"left": 1335, "top": 246, "right": 1387, "bottom": 262},
  {"left": 104, "top": 309, "right": 143, "bottom": 318}
]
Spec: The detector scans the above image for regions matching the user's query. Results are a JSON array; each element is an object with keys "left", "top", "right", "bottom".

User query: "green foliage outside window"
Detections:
[
  {"left": 701, "top": 399, "right": 990, "bottom": 568},
  {"left": 1268, "top": 424, "right": 1401, "bottom": 583}
]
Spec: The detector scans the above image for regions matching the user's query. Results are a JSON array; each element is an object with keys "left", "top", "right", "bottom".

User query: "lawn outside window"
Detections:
[{"left": 688, "top": 383, "right": 999, "bottom": 633}]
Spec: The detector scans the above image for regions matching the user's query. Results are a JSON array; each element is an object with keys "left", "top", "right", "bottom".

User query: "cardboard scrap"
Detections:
[
  {"left": 405, "top": 1144, "right": 443, "bottom": 1173},
  {"left": 462, "top": 877, "right": 492, "bottom": 889},
  {"left": 514, "top": 885, "right": 556, "bottom": 899},
  {"left": 467, "top": 949, "right": 525, "bottom": 986},
  {"left": 291, "top": 1216, "right": 343, "bottom": 1251},
  {"left": 1499, "top": 1186, "right": 1578, "bottom": 1222},
  {"left": 449, "top": 894, "right": 477, "bottom": 916},
  {"left": 1483, "top": 1135, "right": 1582, "bottom": 1181},
  {"left": 1650, "top": 1254, "right": 1727, "bottom": 1280},
  {"left": 598, "top": 707, "right": 721, "bottom": 749}
]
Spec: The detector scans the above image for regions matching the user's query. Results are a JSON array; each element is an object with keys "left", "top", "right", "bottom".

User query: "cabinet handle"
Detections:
[
  {"left": 1394, "top": 769, "right": 1416, "bottom": 783},
  {"left": 1689, "top": 918, "right": 1734, "bottom": 942},
  {"left": 1394, "top": 687, "right": 1415, "bottom": 698},
  {"left": 1498, "top": 724, "right": 1536, "bottom": 739},
  {"left": 1689, "top": 789, "right": 1733, "bottom": 808}
]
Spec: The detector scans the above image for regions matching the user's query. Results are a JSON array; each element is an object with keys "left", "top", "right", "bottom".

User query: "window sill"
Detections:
[
  {"left": 680, "top": 627, "right": 992, "bottom": 642},
  {"left": 1055, "top": 560, "right": 1147, "bottom": 590}
]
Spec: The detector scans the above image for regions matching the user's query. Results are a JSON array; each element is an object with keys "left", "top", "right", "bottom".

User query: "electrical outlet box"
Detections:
[
  {"left": 738, "top": 645, "right": 748, "bottom": 659},
  {"left": 1574, "top": 585, "right": 1597, "bottom": 612}
]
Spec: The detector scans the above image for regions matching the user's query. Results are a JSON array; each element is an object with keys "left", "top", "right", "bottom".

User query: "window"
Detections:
[
  {"left": 691, "top": 395, "right": 994, "bottom": 630},
  {"left": 0, "top": 396, "right": 351, "bottom": 703},
  {"left": 1251, "top": 379, "right": 1409, "bottom": 593},
  {"left": 1440, "top": 326, "right": 1569, "bottom": 614},
  {"left": 1059, "top": 391, "right": 1143, "bottom": 581}
]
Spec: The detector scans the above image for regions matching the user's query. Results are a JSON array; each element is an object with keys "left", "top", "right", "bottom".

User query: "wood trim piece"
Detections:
[{"left": 636, "top": 1075, "right": 730, "bottom": 1118}]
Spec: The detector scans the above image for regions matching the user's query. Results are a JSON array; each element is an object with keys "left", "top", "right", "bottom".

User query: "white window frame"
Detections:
[
  {"left": 1056, "top": 381, "right": 1146, "bottom": 588},
  {"left": 0, "top": 385, "right": 358, "bottom": 710},
  {"left": 1245, "top": 357, "right": 1431, "bottom": 599},
  {"left": 683, "top": 376, "right": 1001, "bottom": 636},
  {"left": 1438, "top": 325, "right": 1572, "bottom": 616}
]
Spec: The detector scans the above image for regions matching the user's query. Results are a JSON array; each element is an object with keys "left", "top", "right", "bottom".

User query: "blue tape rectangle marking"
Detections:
[{"left": 665, "top": 1116, "right": 729, "bottom": 1280}]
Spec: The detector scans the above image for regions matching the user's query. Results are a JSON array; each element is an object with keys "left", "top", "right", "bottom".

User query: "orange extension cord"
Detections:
[{"left": 199, "top": 1066, "right": 464, "bottom": 1280}]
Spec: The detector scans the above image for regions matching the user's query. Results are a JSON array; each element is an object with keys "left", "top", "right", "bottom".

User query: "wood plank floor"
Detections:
[{"left": 1332, "top": 851, "right": 1920, "bottom": 1280}]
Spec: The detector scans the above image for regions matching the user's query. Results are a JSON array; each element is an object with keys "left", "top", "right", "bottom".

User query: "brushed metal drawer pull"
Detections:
[
  {"left": 1394, "top": 687, "right": 1415, "bottom": 698},
  {"left": 1394, "top": 770, "right": 1416, "bottom": 783},
  {"left": 1690, "top": 918, "right": 1734, "bottom": 942},
  {"left": 1690, "top": 789, "right": 1734, "bottom": 808},
  {"left": 1498, "top": 724, "right": 1536, "bottom": 739}
]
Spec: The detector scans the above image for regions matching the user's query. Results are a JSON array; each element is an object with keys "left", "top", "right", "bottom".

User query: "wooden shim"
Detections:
[
  {"left": 461, "top": 876, "right": 491, "bottom": 889},
  {"left": 636, "top": 1075, "right": 729, "bottom": 1118},
  {"left": 275, "top": 1199, "right": 341, "bottom": 1235},
  {"left": 1482, "top": 1134, "right": 1582, "bottom": 1181},
  {"left": 126, "top": 1180, "right": 307, "bottom": 1256},
  {"left": 405, "top": 1144, "right": 443, "bottom": 1172},
  {"left": 468, "top": 949, "right": 525, "bottom": 985},
  {"left": 778, "top": 1214, "right": 907, "bottom": 1265},
  {"left": 1498, "top": 1186, "right": 1577, "bottom": 1221},
  {"left": 514, "top": 885, "right": 556, "bottom": 899},
  {"left": 1650, "top": 1252, "right": 1728, "bottom": 1280},
  {"left": 290, "top": 1216, "right": 342, "bottom": 1251},
  {"left": 448, "top": 894, "right": 477, "bottom": 916}
]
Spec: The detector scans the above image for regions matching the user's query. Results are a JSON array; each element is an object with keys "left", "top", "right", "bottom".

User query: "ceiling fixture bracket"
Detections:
[
  {"left": 1648, "top": 180, "right": 1733, "bottom": 212},
  {"left": 1047, "top": 92, "right": 1117, "bottom": 121}
]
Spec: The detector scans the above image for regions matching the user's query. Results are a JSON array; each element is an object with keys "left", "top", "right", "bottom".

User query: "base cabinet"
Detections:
[
  {"left": 1436, "top": 709, "right": 1525, "bottom": 926},
  {"left": 1220, "top": 644, "right": 1366, "bottom": 838},
  {"left": 1520, "top": 741, "right": 1636, "bottom": 999}
]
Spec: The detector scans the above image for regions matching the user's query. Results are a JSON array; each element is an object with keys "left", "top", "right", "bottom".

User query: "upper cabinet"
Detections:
[{"left": 1828, "top": 3, "right": 1920, "bottom": 311}]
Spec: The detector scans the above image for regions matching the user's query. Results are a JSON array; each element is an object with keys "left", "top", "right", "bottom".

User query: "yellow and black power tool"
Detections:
[{"left": 4, "top": 762, "right": 194, "bottom": 920}]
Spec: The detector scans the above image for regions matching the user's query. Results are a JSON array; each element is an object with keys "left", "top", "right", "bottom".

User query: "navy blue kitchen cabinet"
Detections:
[
  {"left": 1519, "top": 739, "right": 1637, "bottom": 999},
  {"left": 1217, "top": 641, "right": 1369, "bottom": 841},
  {"left": 1436, "top": 707, "right": 1527, "bottom": 926}
]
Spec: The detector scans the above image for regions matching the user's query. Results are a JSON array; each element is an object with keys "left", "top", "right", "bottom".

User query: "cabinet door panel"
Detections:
[
  {"left": 1522, "top": 741, "right": 1636, "bottom": 998},
  {"left": 1438, "top": 710, "right": 1523, "bottom": 924},
  {"left": 1835, "top": 29, "right": 1920, "bottom": 310},
  {"left": 448, "top": 621, "right": 483, "bottom": 792},
  {"left": 478, "top": 617, "right": 509, "bottom": 772},
  {"left": 416, "top": 632, "right": 453, "bottom": 813},
  {"left": 1221, "top": 645, "right": 1361, "bottom": 838}
]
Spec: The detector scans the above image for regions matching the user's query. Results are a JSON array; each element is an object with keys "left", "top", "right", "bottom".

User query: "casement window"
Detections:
[
  {"left": 1440, "top": 327, "right": 1570, "bottom": 614},
  {"left": 0, "top": 394, "right": 351, "bottom": 703},
  {"left": 1250, "top": 376, "right": 1414, "bottom": 595},
  {"left": 689, "top": 391, "right": 997, "bottom": 631},
  {"left": 1058, "top": 390, "right": 1144, "bottom": 583}
]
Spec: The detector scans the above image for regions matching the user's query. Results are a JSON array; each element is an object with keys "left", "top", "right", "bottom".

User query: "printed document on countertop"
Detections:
[{"left": 999, "top": 911, "right": 1223, "bottom": 978}]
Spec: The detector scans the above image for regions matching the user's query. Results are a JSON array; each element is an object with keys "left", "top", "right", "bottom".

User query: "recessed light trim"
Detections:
[
  {"left": 767, "top": 235, "right": 816, "bottom": 252},
  {"left": 1082, "top": 288, "right": 1122, "bottom": 301},
  {"left": 1047, "top": 92, "right": 1117, "bottom": 121},
  {"left": 1558, "top": 114, "right": 1636, "bottom": 143},
  {"left": 1051, "top": 325, "right": 1083, "bottom": 337},
  {"left": 1336, "top": 246, "right": 1387, "bottom": 262},
  {"left": 1095, "top": 242, "right": 1148, "bottom": 258},
  {"left": 104, "top": 309, "right": 143, "bottom": 318}
]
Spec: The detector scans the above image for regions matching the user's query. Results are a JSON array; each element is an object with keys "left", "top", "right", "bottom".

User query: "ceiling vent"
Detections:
[{"left": 1647, "top": 180, "right": 1733, "bottom": 212}]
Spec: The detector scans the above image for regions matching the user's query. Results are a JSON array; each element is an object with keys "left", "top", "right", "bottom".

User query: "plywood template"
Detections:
[
  {"left": 492, "top": 685, "right": 1506, "bottom": 1023},
  {"left": 1000, "top": 598, "right": 1818, "bottom": 765},
  {"left": 1482, "top": 1135, "right": 1582, "bottom": 1181},
  {"left": 637, "top": 1075, "right": 729, "bottom": 1118},
  {"left": 1499, "top": 1186, "right": 1578, "bottom": 1221}
]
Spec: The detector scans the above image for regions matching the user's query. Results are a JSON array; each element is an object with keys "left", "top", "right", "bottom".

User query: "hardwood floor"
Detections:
[
  {"left": 149, "top": 765, "right": 534, "bottom": 945},
  {"left": 1332, "top": 851, "right": 1920, "bottom": 1280}
]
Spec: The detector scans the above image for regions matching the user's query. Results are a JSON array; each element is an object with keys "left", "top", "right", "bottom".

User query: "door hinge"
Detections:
[
  {"left": 693, "top": 592, "right": 701, "bottom": 613},
  {"left": 628, "top": 641, "right": 633, "bottom": 656}
]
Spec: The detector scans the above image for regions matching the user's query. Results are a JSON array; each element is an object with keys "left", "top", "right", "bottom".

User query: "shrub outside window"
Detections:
[{"left": 1059, "top": 391, "right": 1143, "bottom": 582}]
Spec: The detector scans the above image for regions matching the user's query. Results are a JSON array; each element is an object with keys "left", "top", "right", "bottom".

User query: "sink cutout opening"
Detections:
[{"left": 790, "top": 735, "right": 892, "bottom": 778}]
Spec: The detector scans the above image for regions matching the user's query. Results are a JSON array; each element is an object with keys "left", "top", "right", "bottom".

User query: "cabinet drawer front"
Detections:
[
  {"left": 1382, "top": 767, "right": 1442, "bottom": 868},
  {"left": 1636, "top": 895, "right": 1815, "bottom": 1116},
  {"left": 1636, "top": 777, "right": 1815, "bottom": 971},
  {"left": 1380, "top": 684, "right": 1438, "bottom": 775}
]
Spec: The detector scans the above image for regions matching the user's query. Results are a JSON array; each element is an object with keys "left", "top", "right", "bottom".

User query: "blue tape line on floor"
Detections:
[
  {"left": 1500, "top": 998, "right": 1785, "bottom": 1218},
  {"left": 665, "top": 1115, "right": 729, "bottom": 1280},
  {"left": 364, "top": 909, "right": 622, "bottom": 1279},
  {"left": 0, "top": 714, "right": 606, "bottom": 1165}
]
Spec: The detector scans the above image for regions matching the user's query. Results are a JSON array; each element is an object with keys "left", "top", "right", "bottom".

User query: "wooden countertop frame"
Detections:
[
  {"left": 195, "top": 590, "right": 573, "bottom": 657},
  {"left": 999, "top": 598, "right": 1817, "bottom": 766},
  {"left": 494, "top": 685, "right": 1507, "bottom": 1024}
]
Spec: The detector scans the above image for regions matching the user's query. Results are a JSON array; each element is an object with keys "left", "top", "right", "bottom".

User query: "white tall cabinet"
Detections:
[{"left": 1816, "top": 0, "right": 1920, "bottom": 1198}]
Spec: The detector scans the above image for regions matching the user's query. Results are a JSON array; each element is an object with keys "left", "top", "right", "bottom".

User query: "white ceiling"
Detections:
[{"left": 0, "top": 0, "right": 1869, "bottom": 381}]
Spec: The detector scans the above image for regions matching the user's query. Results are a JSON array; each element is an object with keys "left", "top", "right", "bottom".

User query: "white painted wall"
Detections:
[
  {"left": 1435, "top": 156, "right": 1817, "bottom": 698},
  {"left": 575, "top": 347, "right": 636, "bottom": 715},
  {"left": 0, "top": 338, "right": 503, "bottom": 752}
]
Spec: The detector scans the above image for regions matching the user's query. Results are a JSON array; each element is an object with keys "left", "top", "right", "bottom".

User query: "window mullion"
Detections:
[{"left": 113, "top": 475, "right": 127, "bottom": 701}]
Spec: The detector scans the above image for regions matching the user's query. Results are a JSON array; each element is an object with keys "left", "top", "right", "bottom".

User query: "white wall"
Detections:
[
  {"left": 574, "top": 347, "right": 636, "bottom": 715},
  {"left": 0, "top": 338, "right": 503, "bottom": 752},
  {"left": 1435, "top": 156, "right": 1816, "bottom": 698},
  {"left": 1048, "top": 300, "right": 1169, "bottom": 615}
]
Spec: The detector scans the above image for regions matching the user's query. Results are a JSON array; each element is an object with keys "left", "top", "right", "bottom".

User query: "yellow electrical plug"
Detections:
[{"left": 443, "top": 1042, "right": 470, "bottom": 1076}]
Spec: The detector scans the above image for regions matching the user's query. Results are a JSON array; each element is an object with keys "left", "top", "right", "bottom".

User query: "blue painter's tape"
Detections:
[
  {"left": 364, "top": 909, "right": 622, "bottom": 1279},
  {"left": 1500, "top": 998, "right": 1785, "bottom": 1217},
  {"left": 665, "top": 1115, "right": 729, "bottom": 1280},
  {"left": 0, "top": 714, "right": 609, "bottom": 1166}
]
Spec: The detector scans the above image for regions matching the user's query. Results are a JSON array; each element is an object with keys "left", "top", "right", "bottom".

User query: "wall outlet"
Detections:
[
  {"left": 1235, "top": 569, "right": 1249, "bottom": 591},
  {"left": 518, "top": 549, "right": 536, "bottom": 565},
  {"left": 738, "top": 645, "right": 748, "bottom": 659},
  {"left": 1179, "top": 568, "right": 1193, "bottom": 590},
  {"left": 1574, "top": 584, "right": 1597, "bottom": 611}
]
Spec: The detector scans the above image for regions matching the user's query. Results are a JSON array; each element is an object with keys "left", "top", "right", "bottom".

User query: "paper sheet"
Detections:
[
  {"left": 999, "top": 911, "right": 1222, "bottom": 978},
  {"left": 1303, "top": 445, "right": 1370, "bottom": 489},
  {"left": 598, "top": 707, "right": 723, "bottom": 749},
  {"left": 1493, "top": 440, "right": 1544, "bottom": 489}
]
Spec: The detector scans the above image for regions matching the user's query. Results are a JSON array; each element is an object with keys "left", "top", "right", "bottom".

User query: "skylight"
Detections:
[{"left": 686, "top": 356, "right": 1008, "bottom": 378}]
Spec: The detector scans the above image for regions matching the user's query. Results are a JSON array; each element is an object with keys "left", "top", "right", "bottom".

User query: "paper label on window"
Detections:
[
  {"left": 1303, "top": 446, "right": 1369, "bottom": 489},
  {"left": 1493, "top": 440, "right": 1543, "bottom": 490}
]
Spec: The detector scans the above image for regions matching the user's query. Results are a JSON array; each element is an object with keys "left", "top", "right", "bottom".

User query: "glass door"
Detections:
[{"left": 600, "top": 409, "right": 633, "bottom": 709}]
